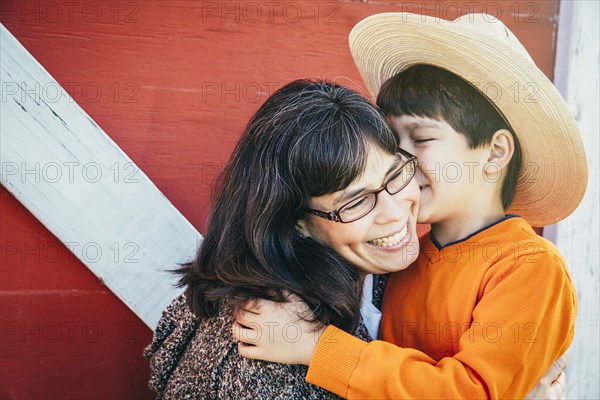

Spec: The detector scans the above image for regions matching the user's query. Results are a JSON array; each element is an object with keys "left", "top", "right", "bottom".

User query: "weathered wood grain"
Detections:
[
  {"left": 1, "top": 23, "right": 200, "bottom": 329},
  {"left": 549, "top": 1, "right": 600, "bottom": 398}
]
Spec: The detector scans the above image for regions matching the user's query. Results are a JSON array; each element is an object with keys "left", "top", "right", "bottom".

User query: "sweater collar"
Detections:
[{"left": 428, "top": 214, "right": 521, "bottom": 251}]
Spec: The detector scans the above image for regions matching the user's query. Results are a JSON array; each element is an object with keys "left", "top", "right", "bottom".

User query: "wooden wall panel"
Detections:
[
  {"left": 0, "top": 1, "right": 561, "bottom": 398},
  {"left": 551, "top": 1, "right": 600, "bottom": 398},
  {"left": 0, "top": 188, "right": 155, "bottom": 399}
]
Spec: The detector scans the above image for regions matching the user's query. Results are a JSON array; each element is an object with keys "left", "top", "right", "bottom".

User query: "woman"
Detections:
[{"left": 144, "top": 79, "right": 420, "bottom": 398}]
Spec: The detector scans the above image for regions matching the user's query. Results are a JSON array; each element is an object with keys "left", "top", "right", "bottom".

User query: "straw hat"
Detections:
[{"left": 349, "top": 13, "right": 588, "bottom": 226}]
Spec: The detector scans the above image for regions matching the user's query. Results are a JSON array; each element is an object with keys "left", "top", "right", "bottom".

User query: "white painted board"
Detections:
[
  {"left": 0, "top": 23, "right": 202, "bottom": 330},
  {"left": 549, "top": 1, "right": 600, "bottom": 398}
]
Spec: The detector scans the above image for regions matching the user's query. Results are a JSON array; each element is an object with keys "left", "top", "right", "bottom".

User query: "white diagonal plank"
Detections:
[{"left": 0, "top": 23, "right": 202, "bottom": 330}]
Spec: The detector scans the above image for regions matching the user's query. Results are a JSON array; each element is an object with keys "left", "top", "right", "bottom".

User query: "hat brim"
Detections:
[{"left": 350, "top": 13, "right": 588, "bottom": 226}]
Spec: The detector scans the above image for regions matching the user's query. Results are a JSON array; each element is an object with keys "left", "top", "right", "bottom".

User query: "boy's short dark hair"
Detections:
[{"left": 377, "top": 64, "right": 522, "bottom": 209}]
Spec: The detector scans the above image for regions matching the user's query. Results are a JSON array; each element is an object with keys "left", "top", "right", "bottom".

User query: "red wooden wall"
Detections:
[{"left": 0, "top": 1, "right": 560, "bottom": 398}]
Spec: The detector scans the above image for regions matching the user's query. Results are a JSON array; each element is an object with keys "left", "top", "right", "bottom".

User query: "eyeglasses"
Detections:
[{"left": 307, "top": 148, "right": 418, "bottom": 223}]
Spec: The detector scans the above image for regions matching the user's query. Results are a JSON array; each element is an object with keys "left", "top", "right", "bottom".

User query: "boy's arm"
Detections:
[
  {"left": 306, "top": 252, "right": 576, "bottom": 399},
  {"left": 235, "top": 251, "right": 576, "bottom": 399},
  {"left": 235, "top": 318, "right": 569, "bottom": 399}
]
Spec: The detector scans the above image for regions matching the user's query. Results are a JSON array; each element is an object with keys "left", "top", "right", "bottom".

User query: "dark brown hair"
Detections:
[
  {"left": 377, "top": 65, "right": 522, "bottom": 208},
  {"left": 178, "top": 79, "right": 398, "bottom": 331}
]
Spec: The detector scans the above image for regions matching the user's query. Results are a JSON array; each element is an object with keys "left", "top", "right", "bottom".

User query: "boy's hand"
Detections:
[
  {"left": 525, "top": 350, "right": 569, "bottom": 399},
  {"left": 232, "top": 295, "right": 325, "bottom": 366}
]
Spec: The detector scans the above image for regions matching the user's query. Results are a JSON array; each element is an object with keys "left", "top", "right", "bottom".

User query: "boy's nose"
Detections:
[{"left": 415, "top": 168, "right": 428, "bottom": 186}]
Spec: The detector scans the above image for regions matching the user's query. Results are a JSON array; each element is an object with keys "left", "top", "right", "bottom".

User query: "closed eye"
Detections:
[
  {"left": 343, "top": 196, "right": 368, "bottom": 211},
  {"left": 414, "top": 139, "right": 433, "bottom": 144}
]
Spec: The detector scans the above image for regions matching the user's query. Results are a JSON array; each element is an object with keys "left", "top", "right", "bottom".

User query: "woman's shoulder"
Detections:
[
  {"left": 144, "top": 294, "right": 197, "bottom": 357},
  {"left": 143, "top": 293, "right": 199, "bottom": 395},
  {"left": 145, "top": 294, "right": 366, "bottom": 399},
  {"left": 162, "top": 306, "right": 344, "bottom": 399}
]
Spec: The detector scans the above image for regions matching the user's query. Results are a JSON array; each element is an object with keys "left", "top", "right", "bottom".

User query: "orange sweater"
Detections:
[{"left": 306, "top": 216, "right": 576, "bottom": 399}]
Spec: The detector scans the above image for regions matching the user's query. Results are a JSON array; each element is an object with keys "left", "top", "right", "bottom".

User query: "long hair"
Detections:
[{"left": 178, "top": 79, "right": 398, "bottom": 331}]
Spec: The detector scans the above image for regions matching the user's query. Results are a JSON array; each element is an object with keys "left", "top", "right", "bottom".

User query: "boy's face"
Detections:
[{"left": 389, "top": 115, "right": 493, "bottom": 226}]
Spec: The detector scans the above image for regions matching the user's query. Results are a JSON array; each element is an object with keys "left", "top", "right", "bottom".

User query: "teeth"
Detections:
[{"left": 370, "top": 225, "right": 408, "bottom": 247}]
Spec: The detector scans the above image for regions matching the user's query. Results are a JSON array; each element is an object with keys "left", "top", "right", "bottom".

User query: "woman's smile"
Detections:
[{"left": 367, "top": 220, "right": 410, "bottom": 248}]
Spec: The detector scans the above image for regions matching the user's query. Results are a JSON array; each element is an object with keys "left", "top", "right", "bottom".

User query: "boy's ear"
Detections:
[{"left": 485, "top": 129, "right": 515, "bottom": 174}]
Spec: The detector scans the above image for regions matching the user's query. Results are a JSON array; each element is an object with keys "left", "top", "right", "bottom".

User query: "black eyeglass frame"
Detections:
[{"left": 307, "top": 147, "right": 418, "bottom": 223}]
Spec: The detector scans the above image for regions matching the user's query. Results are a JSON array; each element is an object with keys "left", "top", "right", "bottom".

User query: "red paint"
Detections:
[{"left": 0, "top": 1, "right": 558, "bottom": 398}]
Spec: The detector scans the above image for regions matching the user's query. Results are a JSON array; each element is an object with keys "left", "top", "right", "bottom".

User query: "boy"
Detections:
[{"left": 234, "top": 13, "right": 586, "bottom": 398}]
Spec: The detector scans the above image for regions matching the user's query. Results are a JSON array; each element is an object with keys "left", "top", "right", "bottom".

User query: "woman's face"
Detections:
[{"left": 299, "top": 145, "right": 420, "bottom": 275}]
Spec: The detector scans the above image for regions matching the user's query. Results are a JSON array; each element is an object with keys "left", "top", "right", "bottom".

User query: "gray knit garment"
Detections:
[{"left": 144, "top": 294, "right": 374, "bottom": 399}]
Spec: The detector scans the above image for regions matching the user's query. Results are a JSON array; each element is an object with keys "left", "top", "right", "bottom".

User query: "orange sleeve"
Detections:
[{"left": 306, "top": 251, "right": 577, "bottom": 399}]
